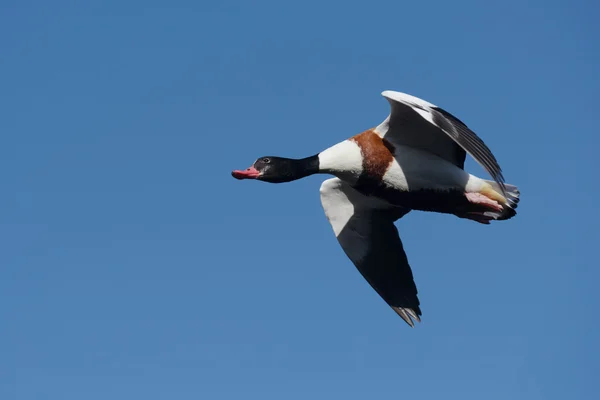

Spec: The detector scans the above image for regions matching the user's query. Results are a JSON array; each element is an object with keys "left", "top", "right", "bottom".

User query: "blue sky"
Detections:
[{"left": 1, "top": 1, "right": 598, "bottom": 399}]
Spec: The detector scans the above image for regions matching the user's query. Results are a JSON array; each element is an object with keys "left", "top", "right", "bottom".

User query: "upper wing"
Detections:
[
  {"left": 376, "top": 90, "right": 507, "bottom": 195},
  {"left": 319, "top": 178, "right": 421, "bottom": 327}
]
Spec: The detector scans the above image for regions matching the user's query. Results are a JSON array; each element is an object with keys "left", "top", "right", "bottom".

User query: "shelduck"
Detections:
[{"left": 232, "top": 90, "right": 520, "bottom": 327}]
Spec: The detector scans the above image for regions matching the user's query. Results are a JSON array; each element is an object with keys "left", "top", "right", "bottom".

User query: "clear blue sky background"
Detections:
[{"left": 2, "top": 1, "right": 598, "bottom": 399}]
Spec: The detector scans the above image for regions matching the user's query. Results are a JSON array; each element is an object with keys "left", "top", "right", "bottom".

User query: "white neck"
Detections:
[{"left": 318, "top": 140, "right": 364, "bottom": 183}]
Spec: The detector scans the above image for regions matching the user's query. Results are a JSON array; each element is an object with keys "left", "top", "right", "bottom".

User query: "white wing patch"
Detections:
[
  {"left": 382, "top": 90, "right": 437, "bottom": 108},
  {"left": 319, "top": 178, "right": 356, "bottom": 237}
]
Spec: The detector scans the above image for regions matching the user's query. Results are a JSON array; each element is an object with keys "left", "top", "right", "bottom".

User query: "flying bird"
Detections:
[{"left": 232, "top": 90, "right": 520, "bottom": 327}]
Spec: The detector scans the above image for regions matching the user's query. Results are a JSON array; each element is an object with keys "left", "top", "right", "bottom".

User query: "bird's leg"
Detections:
[
  {"left": 460, "top": 191, "right": 505, "bottom": 224},
  {"left": 465, "top": 192, "right": 503, "bottom": 211}
]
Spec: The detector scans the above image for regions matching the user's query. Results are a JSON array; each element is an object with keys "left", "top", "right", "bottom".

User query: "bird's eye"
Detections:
[{"left": 263, "top": 158, "right": 271, "bottom": 164}]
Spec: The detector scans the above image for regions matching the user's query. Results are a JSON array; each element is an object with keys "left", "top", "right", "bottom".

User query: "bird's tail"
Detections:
[
  {"left": 486, "top": 180, "right": 520, "bottom": 210},
  {"left": 463, "top": 180, "right": 520, "bottom": 224},
  {"left": 482, "top": 180, "right": 520, "bottom": 220}
]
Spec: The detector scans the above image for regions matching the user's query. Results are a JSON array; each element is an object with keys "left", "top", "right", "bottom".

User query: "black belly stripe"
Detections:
[{"left": 355, "top": 182, "right": 471, "bottom": 215}]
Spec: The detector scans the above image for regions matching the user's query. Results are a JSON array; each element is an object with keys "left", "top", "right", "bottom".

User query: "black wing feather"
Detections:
[
  {"left": 430, "top": 106, "right": 507, "bottom": 196},
  {"left": 320, "top": 178, "right": 421, "bottom": 327}
]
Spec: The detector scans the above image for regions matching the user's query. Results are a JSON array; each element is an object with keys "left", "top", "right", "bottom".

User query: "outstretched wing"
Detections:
[
  {"left": 319, "top": 178, "right": 421, "bottom": 327},
  {"left": 375, "top": 90, "right": 507, "bottom": 195}
]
